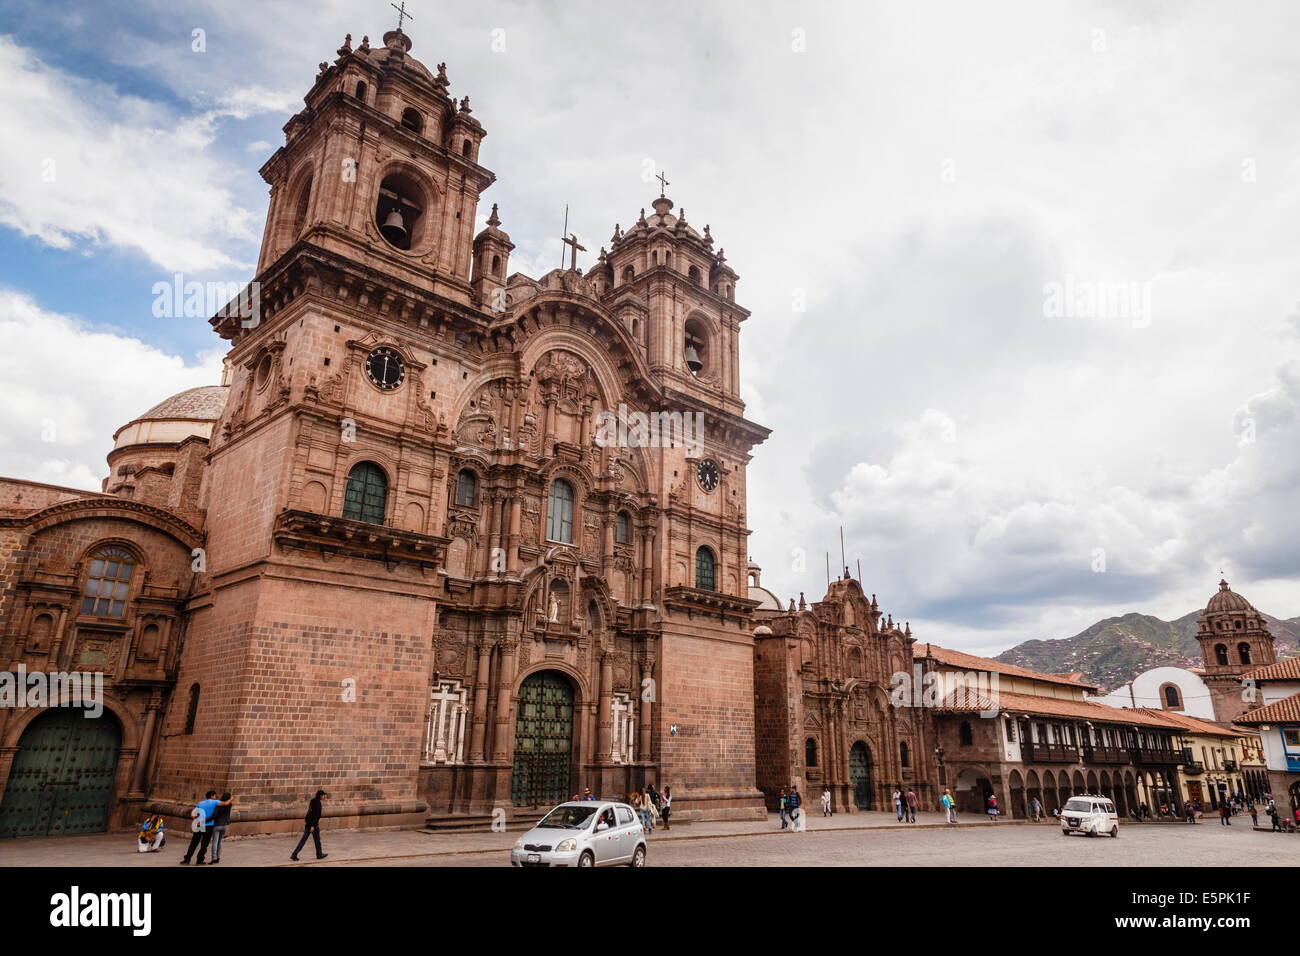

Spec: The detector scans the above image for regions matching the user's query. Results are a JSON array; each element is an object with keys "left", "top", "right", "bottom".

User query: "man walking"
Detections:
[
  {"left": 291, "top": 789, "right": 329, "bottom": 861},
  {"left": 660, "top": 786, "right": 672, "bottom": 830},
  {"left": 180, "top": 790, "right": 225, "bottom": 864},
  {"left": 787, "top": 785, "right": 803, "bottom": 832},
  {"left": 208, "top": 792, "right": 233, "bottom": 863},
  {"left": 905, "top": 788, "right": 918, "bottom": 823},
  {"left": 892, "top": 787, "right": 904, "bottom": 821},
  {"left": 821, "top": 788, "right": 832, "bottom": 817},
  {"left": 1030, "top": 796, "right": 1043, "bottom": 822},
  {"left": 1219, "top": 802, "right": 1231, "bottom": 826},
  {"left": 778, "top": 787, "right": 789, "bottom": 829}
]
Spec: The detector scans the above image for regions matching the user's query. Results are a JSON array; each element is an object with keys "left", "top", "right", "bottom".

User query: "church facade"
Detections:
[{"left": 0, "top": 24, "right": 769, "bottom": 838}]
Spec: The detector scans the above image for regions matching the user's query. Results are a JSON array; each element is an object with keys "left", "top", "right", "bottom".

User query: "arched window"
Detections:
[
  {"left": 355, "top": 80, "right": 367, "bottom": 101},
  {"left": 959, "top": 721, "right": 973, "bottom": 746},
  {"left": 1238, "top": 642, "right": 1252, "bottom": 665},
  {"left": 805, "top": 737, "right": 818, "bottom": 768},
  {"left": 401, "top": 107, "right": 423, "bottom": 133},
  {"left": 292, "top": 175, "right": 312, "bottom": 237},
  {"left": 687, "top": 264, "right": 702, "bottom": 285},
  {"left": 491, "top": 254, "right": 502, "bottom": 277},
  {"left": 694, "top": 546, "right": 716, "bottom": 591},
  {"left": 461, "top": 139, "right": 473, "bottom": 158},
  {"left": 1163, "top": 684, "right": 1181, "bottom": 708},
  {"left": 621, "top": 265, "right": 635, "bottom": 283},
  {"left": 375, "top": 171, "right": 427, "bottom": 251},
  {"left": 343, "top": 462, "right": 388, "bottom": 524},
  {"left": 1215, "top": 643, "right": 1229, "bottom": 666},
  {"left": 615, "top": 510, "right": 631, "bottom": 545},
  {"left": 899, "top": 741, "right": 911, "bottom": 768},
  {"left": 454, "top": 468, "right": 477, "bottom": 507},
  {"left": 185, "top": 683, "right": 201, "bottom": 735},
  {"left": 546, "top": 479, "right": 574, "bottom": 543},
  {"left": 80, "top": 546, "right": 135, "bottom": 617}
]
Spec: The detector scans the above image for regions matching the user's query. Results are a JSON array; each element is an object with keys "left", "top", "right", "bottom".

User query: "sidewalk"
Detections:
[{"left": 0, "top": 809, "right": 1034, "bottom": 867}]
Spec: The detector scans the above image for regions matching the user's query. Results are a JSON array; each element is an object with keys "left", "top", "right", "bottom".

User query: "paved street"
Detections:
[
  {"left": 363, "top": 820, "right": 1300, "bottom": 868},
  {"left": 3, "top": 811, "right": 1295, "bottom": 867}
]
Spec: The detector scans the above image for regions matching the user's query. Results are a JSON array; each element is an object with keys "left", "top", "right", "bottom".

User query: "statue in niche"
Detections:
[{"left": 548, "top": 593, "right": 560, "bottom": 623}]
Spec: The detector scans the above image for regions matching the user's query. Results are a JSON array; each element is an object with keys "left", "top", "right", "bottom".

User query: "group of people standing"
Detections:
[
  {"left": 625, "top": 784, "right": 671, "bottom": 832},
  {"left": 177, "top": 790, "right": 234, "bottom": 864},
  {"left": 146, "top": 788, "right": 329, "bottom": 864},
  {"left": 892, "top": 787, "right": 920, "bottom": 822}
]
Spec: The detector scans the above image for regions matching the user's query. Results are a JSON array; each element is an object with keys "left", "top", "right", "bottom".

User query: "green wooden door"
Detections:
[
  {"left": 0, "top": 710, "right": 121, "bottom": 838},
  {"left": 850, "top": 741, "right": 872, "bottom": 810},
  {"left": 511, "top": 672, "right": 574, "bottom": 807}
]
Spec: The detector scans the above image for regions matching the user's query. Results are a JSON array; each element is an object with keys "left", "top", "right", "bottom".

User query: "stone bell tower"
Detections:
[
  {"left": 255, "top": 28, "right": 494, "bottom": 306},
  {"left": 1196, "top": 579, "right": 1277, "bottom": 722},
  {"left": 150, "top": 25, "right": 502, "bottom": 831}
]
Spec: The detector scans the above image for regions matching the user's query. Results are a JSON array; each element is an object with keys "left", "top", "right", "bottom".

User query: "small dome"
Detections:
[
  {"left": 1206, "top": 579, "right": 1254, "bottom": 614},
  {"left": 749, "top": 584, "right": 783, "bottom": 612},
  {"left": 138, "top": 385, "right": 229, "bottom": 423}
]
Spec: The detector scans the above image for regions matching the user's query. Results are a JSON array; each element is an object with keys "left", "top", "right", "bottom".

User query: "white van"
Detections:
[{"left": 1060, "top": 795, "right": 1119, "bottom": 837}]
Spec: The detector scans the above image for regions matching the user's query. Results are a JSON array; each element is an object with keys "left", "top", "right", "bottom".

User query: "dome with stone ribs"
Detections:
[{"left": 1205, "top": 579, "right": 1255, "bottom": 614}]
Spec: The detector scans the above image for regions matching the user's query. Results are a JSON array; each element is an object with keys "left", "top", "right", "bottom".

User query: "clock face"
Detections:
[
  {"left": 365, "top": 347, "right": 405, "bottom": 390},
  {"left": 696, "top": 458, "right": 719, "bottom": 492}
]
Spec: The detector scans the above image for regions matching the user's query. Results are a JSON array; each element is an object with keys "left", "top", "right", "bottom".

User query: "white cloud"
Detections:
[
  {"left": 0, "top": 288, "right": 224, "bottom": 491},
  {"left": 3, "top": 1, "right": 1300, "bottom": 652},
  {"left": 0, "top": 35, "right": 290, "bottom": 273}
]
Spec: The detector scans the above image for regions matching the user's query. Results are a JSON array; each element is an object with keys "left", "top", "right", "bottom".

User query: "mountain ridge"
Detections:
[{"left": 994, "top": 609, "right": 1300, "bottom": 692}]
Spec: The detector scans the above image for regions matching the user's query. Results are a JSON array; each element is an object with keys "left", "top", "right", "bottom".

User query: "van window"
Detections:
[{"left": 1064, "top": 798, "right": 1093, "bottom": 813}]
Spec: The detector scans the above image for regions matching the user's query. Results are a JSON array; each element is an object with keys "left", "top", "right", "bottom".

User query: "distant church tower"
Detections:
[{"left": 1195, "top": 579, "right": 1276, "bottom": 722}]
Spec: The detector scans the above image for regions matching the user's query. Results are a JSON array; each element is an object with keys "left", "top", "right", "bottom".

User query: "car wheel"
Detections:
[
  {"left": 628, "top": 845, "right": 646, "bottom": 867},
  {"left": 1110, "top": 826, "right": 1118, "bottom": 838},
  {"left": 1061, "top": 830, "right": 1070, "bottom": 836},
  {"left": 578, "top": 851, "right": 594, "bottom": 868}
]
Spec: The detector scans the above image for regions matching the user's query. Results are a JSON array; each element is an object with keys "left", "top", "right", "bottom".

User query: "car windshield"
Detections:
[
  {"left": 537, "top": 805, "right": 598, "bottom": 829},
  {"left": 1064, "top": 798, "right": 1093, "bottom": 812}
]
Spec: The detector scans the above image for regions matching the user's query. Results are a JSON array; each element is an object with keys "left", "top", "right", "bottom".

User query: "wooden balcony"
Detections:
[
  {"left": 1021, "top": 741, "right": 1079, "bottom": 763},
  {"left": 1083, "top": 745, "right": 1130, "bottom": 765},
  {"left": 1132, "top": 747, "right": 1180, "bottom": 766}
]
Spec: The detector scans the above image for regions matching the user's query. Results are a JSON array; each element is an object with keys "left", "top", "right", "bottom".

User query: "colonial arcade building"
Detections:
[{"left": 0, "top": 22, "right": 769, "bottom": 838}]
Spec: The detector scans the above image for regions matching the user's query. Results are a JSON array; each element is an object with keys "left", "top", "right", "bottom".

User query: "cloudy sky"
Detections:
[{"left": 1, "top": 0, "right": 1297, "bottom": 655}]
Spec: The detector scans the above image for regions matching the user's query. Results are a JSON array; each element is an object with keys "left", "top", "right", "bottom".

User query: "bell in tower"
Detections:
[{"left": 381, "top": 207, "right": 407, "bottom": 245}]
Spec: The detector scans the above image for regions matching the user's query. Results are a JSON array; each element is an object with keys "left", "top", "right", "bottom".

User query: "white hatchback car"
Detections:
[
  {"left": 511, "top": 801, "right": 647, "bottom": 867},
  {"left": 1060, "top": 795, "right": 1119, "bottom": 837}
]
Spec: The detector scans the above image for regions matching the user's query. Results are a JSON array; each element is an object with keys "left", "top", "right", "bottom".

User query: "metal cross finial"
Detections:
[
  {"left": 391, "top": 1, "right": 414, "bottom": 31},
  {"left": 655, "top": 169, "right": 670, "bottom": 198},
  {"left": 561, "top": 232, "right": 587, "bottom": 270}
]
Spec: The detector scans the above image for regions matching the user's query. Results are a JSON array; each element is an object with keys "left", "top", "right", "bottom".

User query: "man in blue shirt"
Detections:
[{"left": 180, "top": 790, "right": 228, "bottom": 865}]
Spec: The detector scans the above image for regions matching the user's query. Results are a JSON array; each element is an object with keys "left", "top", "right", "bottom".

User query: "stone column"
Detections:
[
  {"left": 507, "top": 494, "right": 522, "bottom": 573},
  {"left": 641, "top": 528, "right": 656, "bottom": 604},
  {"left": 491, "top": 642, "right": 517, "bottom": 763},
  {"left": 469, "top": 643, "right": 490, "bottom": 763},
  {"left": 597, "top": 650, "right": 612, "bottom": 764},
  {"left": 638, "top": 657, "right": 653, "bottom": 763},
  {"left": 129, "top": 697, "right": 161, "bottom": 797}
]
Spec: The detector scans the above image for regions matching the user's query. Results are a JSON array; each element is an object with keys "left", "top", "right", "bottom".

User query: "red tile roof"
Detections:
[
  {"left": 1133, "top": 709, "right": 1241, "bottom": 738},
  {"left": 1236, "top": 691, "right": 1300, "bottom": 725},
  {"left": 915, "top": 643, "right": 1101, "bottom": 692},
  {"left": 936, "top": 688, "right": 1185, "bottom": 729},
  {"left": 1244, "top": 657, "right": 1300, "bottom": 682}
]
